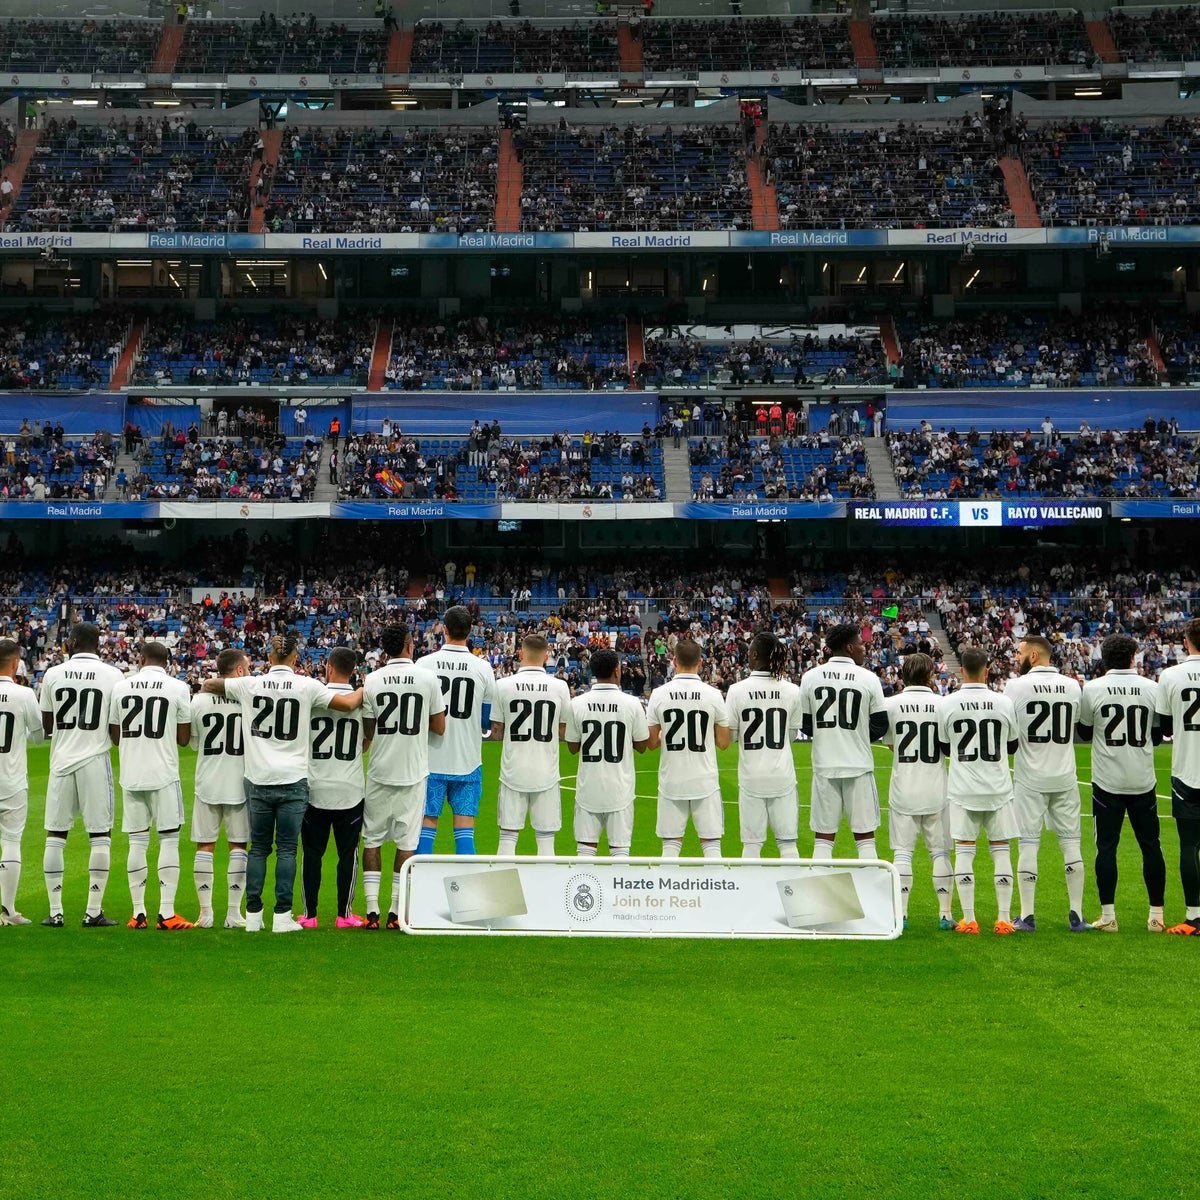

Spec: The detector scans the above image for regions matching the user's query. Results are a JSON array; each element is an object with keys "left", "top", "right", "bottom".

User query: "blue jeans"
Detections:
[{"left": 245, "top": 780, "right": 309, "bottom": 914}]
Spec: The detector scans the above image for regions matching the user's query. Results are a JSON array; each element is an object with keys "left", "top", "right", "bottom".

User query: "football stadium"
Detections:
[{"left": 3, "top": 0, "right": 1200, "bottom": 1195}]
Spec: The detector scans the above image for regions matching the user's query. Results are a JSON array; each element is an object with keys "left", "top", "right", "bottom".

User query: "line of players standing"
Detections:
[{"left": 0, "top": 605, "right": 1198, "bottom": 936}]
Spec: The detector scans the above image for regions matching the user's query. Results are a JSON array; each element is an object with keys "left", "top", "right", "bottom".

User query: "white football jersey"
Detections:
[
  {"left": 646, "top": 672, "right": 729, "bottom": 801},
  {"left": 363, "top": 657, "right": 446, "bottom": 787},
  {"left": 224, "top": 666, "right": 338, "bottom": 787},
  {"left": 1156, "top": 654, "right": 1200, "bottom": 789},
  {"left": 938, "top": 684, "right": 1017, "bottom": 810},
  {"left": 882, "top": 686, "right": 947, "bottom": 816},
  {"left": 493, "top": 668, "right": 571, "bottom": 792},
  {"left": 565, "top": 684, "right": 649, "bottom": 814},
  {"left": 40, "top": 653, "right": 125, "bottom": 776},
  {"left": 308, "top": 682, "right": 364, "bottom": 810},
  {"left": 191, "top": 691, "right": 246, "bottom": 805},
  {"left": 1004, "top": 667, "right": 1082, "bottom": 792},
  {"left": 725, "top": 672, "right": 802, "bottom": 799},
  {"left": 798, "top": 655, "right": 886, "bottom": 778},
  {"left": 109, "top": 666, "right": 192, "bottom": 791},
  {"left": 1079, "top": 670, "right": 1158, "bottom": 795},
  {"left": 415, "top": 644, "right": 495, "bottom": 777},
  {"left": 0, "top": 676, "right": 44, "bottom": 799}
]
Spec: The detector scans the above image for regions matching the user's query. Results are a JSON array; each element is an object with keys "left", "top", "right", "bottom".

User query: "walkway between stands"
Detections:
[
  {"left": 386, "top": 29, "right": 412, "bottom": 73},
  {"left": 662, "top": 442, "right": 692, "bottom": 502},
  {"left": 627, "top": 318, "right": 645, "bottom": 389},
  {"left": 496, "top": 129, "right": 523, "bottom": 234},
  {"left": 617, "top": 20, "right": 643, "bottom": 76},
  {"left": 1085, "top": 18, "right": 1121, "bottom": 64},
  {"left": 110, "top": 320, "right": 146, "bottom": 391},
  {"left": 368, "top": 319, "right": 393, "bottom": 391},
  {"left": 999, "top": 157, "right": 1041, "bottom": 228},
  {"left": 848, "top": 18, "right": 880, "bottom": 71},
  {"left": 863, "top": 438, "right": 901, "bottom": 500},
  {"left": 0, "top": 129, "right": 42, "bottom": 231},
  {"left": 747, "top": 125, "right": 780, "bottom": 232},
  {"left": 151, "top": 23, "right": 185, "bottom": 75},
  {"left": 249, "top": 129, "right": 282, "bottom": 234}
]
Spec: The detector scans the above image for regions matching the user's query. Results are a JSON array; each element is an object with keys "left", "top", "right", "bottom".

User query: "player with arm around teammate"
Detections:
[
  {"left": 1076, "top": 634, "right": 1166, "bottom": 933},
  {"left": 725, "top": 631, "right": 803, "bottom": 859},
  {"left": 646, "top": 640, "right": 731, "bottom": 858},
  {"left": 939, "top": 648, "right": 1020, "bottom": 935},
  {"left": 0, "top": 638, "right": 44, "bottom": 925},
  {"left": 798, "top": 623, "right": 888, "bottom": 860},
  {"left": 492, "top": 634, "right": 572, "bottom": 857},
  {"left": 565, "top": 649, "right": 649, "bottom": 857},
  {"left": 109, "top": 641, "right": 193, "bottom": 930},
  {"left": 360, "top": 622, "right": 446, "bottom": 930},
  {"left": 191, "top": 648, "right": 251, "bottom": 929},
  {"left": 882, "top": 653, "right": 954, "bottom": 931}
]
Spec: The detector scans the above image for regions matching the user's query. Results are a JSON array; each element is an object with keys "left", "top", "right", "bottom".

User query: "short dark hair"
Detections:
[
  {"left": 0, "top": 637, "right": 19, "bottom": 664},
  {"left": 380, "top": 623, "right": 411, "bottom": 658},
  {"left": 675, "top": 640, "right": 702, "bottom": 670},
  {"left": 825, "top": 623, "right": 861, "bottom": 655},
  {"left": 1100, "top": 634, "right": 1138, "bottom": 673},
  {"left": 901, "top": 652, "right": 935, "bottom": 689},
  {"left": 216, "top": 648, "right": 246, "bottom": 677},
  {"left": 591, "top": 648, "right": 619, "bottom": 682},
  {"left": 522, "top": 633, "right": 549, "bottom": 659},
  {"left": 328, "top": 647, "right": 357, "bottom": 678},
  {"left": 70, "top": 622, "right": 100, "bottom": 654},
  {"left": 141, "top": 641, "right": 169, "bottom": 666},
  {"left": 1186, "top": 618, "right": 1200, "bottom": 655},
  {"left": 960, "top": 647, "right": 989, "bottom": 679},
  {"left": 1020, "top": 634, "right": 1054, "bottom": 663},
  {"left": 443, "top": 605, "right": 472, "bottom": 640}
]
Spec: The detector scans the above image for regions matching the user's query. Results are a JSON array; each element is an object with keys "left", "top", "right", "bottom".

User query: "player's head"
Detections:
[
  {"left": 1017, "top": 634, "right": 1054, "bottom": 674},
  {"left": 269, "top": 631, "right": 300, "bottom": 666},
  {"left": 140, "top": 641, "right": 169, "bottom": 668},
  {"left": 442, "top": 605, "right": 472, "bottom": 643},
  {"left": 380, "top": 622, "right": 412, "bottom": 660},
  {"left": 1186, "top": 617, "right": 1200, "bottom": 656},
  {"left": 0, "top": 637, "right": 19, "bottom": 676},
  {"left": 326, "top": 646, "right": 356, "bottom": 684},
  {"left": 959, "top": 647, "right": 989, "bottom": 684},
  {"left": 1100, "top": 634, "right": 1138, "bottom": 673},
  {"left": 826, "top": 623, "right": 864, "bottom": 666},
  {"left": 674, "top": 640, "right": 702, "bottom": 673},
  {"left": 590, "top": 648, "right": 620, "bottom": 684},
  {"left": 68, "top": 622, "right": 100, "bottom": 656},
  {"left": 901, "top": 652, "right": 935, "bottom": 690},
  {"left": 748, "top": 630, "right": 787, "bottom": 678},
  {"left": 216, "top": 648, "right": 248, "bottom": 678},
  {"left": 520, "top": 633, "right": 549, "bottom": 668}
]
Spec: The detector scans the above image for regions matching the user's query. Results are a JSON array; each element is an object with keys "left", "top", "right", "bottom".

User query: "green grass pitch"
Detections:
[{"left": 4, "top": 740, "right": 1197, "bottom": 1200}]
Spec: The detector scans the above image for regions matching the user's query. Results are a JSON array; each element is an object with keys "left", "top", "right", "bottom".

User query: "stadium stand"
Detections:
[
  {"left": 638, "top": 16, "right": 855, "bottom": 73},
  {"left": 0, "top": 18, "right": 160, "bottom": 73},
  {"left": 0, "top": 313, "right": 129, "bottom": 390},
  {"left": 1108, "top": 6, "right": 1200, "bottom": 63},
  {"left": 410, "top": 19, "right": 617, "bottom": 74},
  {"left": 871, "top": 11, "right": 1094, "bottom": 68},
  {"left": 176, "top": 16, "right": 387, "bottom": 75},
  {"left": 690, "top": 433, "right": 875, "bottom": 501}
]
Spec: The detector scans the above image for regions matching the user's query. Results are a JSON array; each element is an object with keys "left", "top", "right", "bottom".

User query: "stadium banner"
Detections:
[
  {"left": 572, "top": 232, "right": 734, "bottom": 250},
  {"left": 886, "top": 389, "right": 1200, "bottom": 430},
  {"left": 401, "top": 855, "right": 902, "bottom": 939},
  {"left": 731, "top": 231, "right": 889, "bottom": 248},
  {"left": 330, "top": 501, "right": 501, "bottom": 520},
  {"left": 156, "top": 501, "right": 330, "bottom": 520},
  {"left": 1109, "top": 499, "right": 1200, "bottom": 519},
  {"left": 675, "top": 502, "right": 847, "bottom": 520},
  {"left": 848, "top": 500, "right": 1108, "bottom": 526},
  {"left": 886, "top": 228, "right": 1049, "bottom": 248},
  {"left": 502, "top": 502, "right": 675, "bottom": 520},
  {"left": 0, "top": 501, "right": 156, "bottom": 519},
  {"left": 1049, "top": 226, "right": 1200, "bottom": 246}
]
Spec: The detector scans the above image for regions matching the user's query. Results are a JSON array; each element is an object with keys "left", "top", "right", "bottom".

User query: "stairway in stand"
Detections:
[{"left": 495, "top": 129, "right": 523, "bottom": 234}]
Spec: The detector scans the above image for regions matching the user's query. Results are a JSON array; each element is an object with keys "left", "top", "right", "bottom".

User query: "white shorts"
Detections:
[
  {"left": 810, "top": 773, "right": 880, "bottom": 836},
  {"left": 192, "top": 797, "right": 250, "bottom": 845},
  {"left": 1013, "top": 781, "right": 1082, "bottom": 840},
  {"left": 950, "top": 801, "right": 1019, "bottom": 843},
  {"left": 364, "top": 778, "right": 426, "bottom": 852},
  {"left": 889, "top": 809, "right": 951, "bottom": 857},
  {"left": 121, "top": 782, "right": 186, "bottom": 833},
  {"left": 574, "top": 803, "right": 634, "bottom": 851},
  {"left": 656, "top": 791, "right": 724, "bottom": 840},
  {"left": 498, "top": 783, "right": 562, "bottom": 834},
  {"left": 739, "top": 788, "right": 800, "bottom": 845},
  {"left": 0, "top": 789, "right": 28, "bottom": 842},
  {"left": 45, "top": 756, "right": 115, "bottom": 834}
]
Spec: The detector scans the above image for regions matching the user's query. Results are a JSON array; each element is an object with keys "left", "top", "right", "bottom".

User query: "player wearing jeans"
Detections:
[
  {"left": 299, "top": 648, "right": 367, "bottom": 929},
  {"left": 646, "top": 641, "right": 731, "bottom": 858},
  {"left": 40, "top": 623, "right": 126, "bottom": 928},
  {"left": 1076, "top": 634, "right": 1166, "bottom": 933},
  {"left": 0, "top": 639, "right": 44, "bottom": 925},
  {"left": 108, "top": 642, "right": 193, "bottom": 930},
  {"left": 415, "top": 606, "right": 495, "bottom": 856},
  {"left": 201, "top": 632, "right": 363, "bottom": 933},
  {"left": 492, "top": 634, "right": 571, "bottom": 857}
]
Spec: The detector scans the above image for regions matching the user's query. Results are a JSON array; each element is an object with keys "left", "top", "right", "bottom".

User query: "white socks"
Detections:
[
  {"left": 363, "top": 869, "right": 381, "bottom": 915},
  {"left": 496, "top": 832, "right": 519, "bottom": 856},
  {"left": 0, "top": 839, "right": 21, "bottom": 914},
  {"left": 932, "top": 851, "right": 953, "bottom": 920},
  {"left": 87, "top": 836, "right": 111, "bottom": 917},
  {"left": 700, "top": 839, "right": 722, "bottom": 859},
  {"left": 194, "top": 850, "right": 215, "bottom": 917},
  {"left": 44, "top": 836, "right": 66, "bottom": 916},
  {"left": 955, "top": 844, "right": 977, "bottom": 924},
  {"left": 742, "top": 842, "right": 763, "bottom": 859},
  {"left": 1060, "top": 836, "right": 1085, "bottom": 915},
  {"left": 894, "top": 850, "right": 914, "bottom": 918},
  {"left": 159, "top": 834, "right": 181, "bottom": 917},
  {"left": 576, "top": 844, "right": 597, "bottom": 858},
  {"left": 1017, "top": 838, "right": 1039, "bottom": 917},
  {"left": 778, "top": 841, "right": 800, "bottom": 859},
  {"left": 1101, "top": 904, "right": 1116, "bottom": 922},
  {"left": 855, "top": 837, "right": 877, "bottom": 860},
  {"left": 497, "top": 832, "right": 557, "bottom": 856},
  {"left": 228, "top": 848, "right": 248, "bottom": 916},
  {"left": 127, "top": 831, "right": 151, "bottom": 915},
  {"left": 535, "top": 833, "right": 556, "bottom": 857},
  {"left": 610, "top": 845, "right": 630, "bottom": 857},
  {"left": 991, "top": 842, "right": 1014, "bottom": 924},
  {"left": 811, "top": 839, "right": 835, "bottom": 860},
  {"left": 661, "top": 838, "right": 682, "bottom": 858}
]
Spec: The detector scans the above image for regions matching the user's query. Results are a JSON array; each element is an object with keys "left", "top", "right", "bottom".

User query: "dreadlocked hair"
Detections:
[
  {"left": 750, "top": 630, "right": 789, "bottom": 679},
  {"left": 270, "top": 631, "right": 300, "bottom": 662}
]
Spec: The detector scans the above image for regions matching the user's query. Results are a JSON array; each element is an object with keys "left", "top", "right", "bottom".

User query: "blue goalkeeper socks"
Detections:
[
  {"left": 453, "top": 828, "right": 476, "bottom": 856},
  {"left": 417, "top": 825, "right": 437, "bottom": 855}
]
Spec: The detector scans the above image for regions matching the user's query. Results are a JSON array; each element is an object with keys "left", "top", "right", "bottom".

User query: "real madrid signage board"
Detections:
[{"left": 401, "top": 856, "right": 902, "bottom": 940}]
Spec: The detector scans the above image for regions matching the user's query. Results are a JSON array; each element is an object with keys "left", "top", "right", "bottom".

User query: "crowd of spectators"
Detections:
[
  {"left": 177, "top": 15, "right": 387, "bottom": 75},
  {"left": 763, "top": 117, "right": 1012, "bottom": 230},
  {"left": 0, "top": 426, "right": 114, "bottom": 501},
  {"left": 0, "top": 313, "right": 128, "bottom": 390},
  {"left": 517, "top": 123, "right": 751, "bottom": 233},
  {"left": 1109, "top": 7, "right": 1200, "bottom": 65},
  {"left": 411, "top": 20, "right": 616, "bottom": 74},
  {"left": 871, "top": 11, "right": 1093, "bottom": 69},
  {"left": 690, "top": 431, "right": 875, "bottom": 502},
  {"left": 0, "top": 18, "right": 159, "bottom": 74},
  {"left": 639, "top": 16, "right": 854, "bottom": 73}
]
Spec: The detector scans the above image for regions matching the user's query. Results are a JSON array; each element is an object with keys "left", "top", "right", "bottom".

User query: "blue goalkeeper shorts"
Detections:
[{"left": 425, "top": 767, "right": 483, "bottom": 819}]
